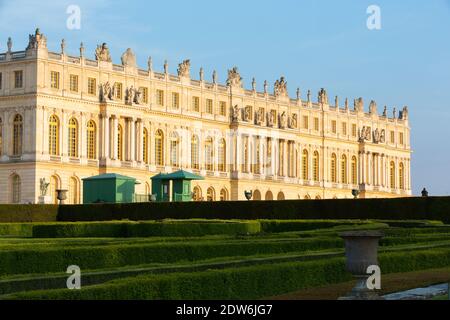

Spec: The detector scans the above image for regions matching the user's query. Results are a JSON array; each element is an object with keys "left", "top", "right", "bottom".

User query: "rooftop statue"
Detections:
[
  {"left": 121, "top": 48, "right": 137, "bottom": 68},
  {"left": 274, "top": 77, "right": 288, "bottom": 97},
  {"left": 227, "top": 67, "right": 242, "bottom": 88},
  {"left": 95, "top": 43, "right": 112, "bottom": 62},
  {"left": 26, "top": 28, "right": 47, "bottom": 50},
  {"left": 177, "top": 59, "right": 191, "bottom": 77},
  {"left": 318, "top": 88, "right": 328, "bottom": 104}
]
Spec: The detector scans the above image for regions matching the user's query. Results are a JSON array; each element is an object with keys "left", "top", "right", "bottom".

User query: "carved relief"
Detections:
[
  {"left": 279, "top": 111, "right": 287, "bottom": 129},
  {"left": 125, "top": 86, "right": 143, "bottom": 105},
  {"left": 255, "top": 107, "right": 265, "bottom": 125},
  {"left": 100, "top": 82, "right": 112, "bottom": 102},
  {"left": 232, "top": 105, "right": 240, "bottom": 122},
  {"left": 243, "top": 106, "right": 252, "bottom": 122},
  {"left": 267, "top": 110, "right": 276, "bottom": 127},
  {"left": 289, "top": 113, "right": 298, "bottom": 129}
]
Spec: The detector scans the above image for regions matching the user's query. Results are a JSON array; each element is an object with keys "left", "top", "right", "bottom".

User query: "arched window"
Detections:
[
  {"left": 86, "top": 120, "right": 96, "bottom": 160},
  {"left": 155, "top": 129, "right": 164, "bottom": 166},
  {"left": 206, "top": 187, "right": 215, "bottom": 201},
  {"left": 143, "top": 128, "right": 149, "bottom": 164},
  {"left": 191, "top": 135, "right": 199, "bottom": 169},
  {"left": 253, "top": 190, "right": 261, "bottom": 201},
  {"left": 265, "top": 191, "right": 273, "bottom": 201},
  {"left": 220, "top": 188, "right": 228, "bottom": 201},
  {"left": 0, "top": 118, "right": 3, "bottom": 156},
  {"left": 399, "top": 162, "right": 405, "bottom": 190},
  {"left": 313, "top": 151, "right": 319, "bottom": 182},
  {"left": 331, "top": 153, "right": 337, "bottom": 183},
  {"left": 170, "top": 132, "right": 179, "bottom": 167},
  {"left": 10, "top": 174, "right": 21, "bottom": 204},
  {"left": 193, "top": 186, "right": 202, "bottom": 201},
  {"left": 49, "top": 115, "right": 59, "bottom": 156},
  {"left": 205, "top": 137, "right": 214, "bottom": 171},
  {"left": 305, "top": 194, "right": 311, "bottom": 200},
  {"left": 341, "top": 154, "right": 348, "bottom": 184},
  {"left": 315, "top": 195, "right": 322, "bottom": 200},
  {"left": 351, "top": 156, "right": 358, "bottom": 185},
  {"left": 68, "top": 118, "right": 78, "bottom": 158},
  {"left": 277, "top": 192, "right": 285, "bottom": 201},
  {"left": 68, "top": 177, "right": 79, "bottom": 204},
  {"left": 118, "top": 125, "right": 124, "bottom": 161},
  {"left": 50, "top": 175, "right": 59, "bottom": 204},
  {"left": 302, "top": 149, "right": 309, "bottom": 180},
  {"left": 390, "top": 161, "right": 396, "bottom": 189},
  {"left": 218, "top": 138, "right": 226, "bottom": 172},
  {"left": 13, "top": 114, "right": 23, "bottom": 156}
]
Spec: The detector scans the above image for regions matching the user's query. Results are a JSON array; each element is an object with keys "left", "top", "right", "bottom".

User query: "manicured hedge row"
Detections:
[
  {"left": 0, "top": 237, "right": 343, "bottom": 276},
  {"left": 55, "top": 196, "right": 450, "bottom": 223},
  {"left": 30, "top": 220, "right": 261, "bottom": 238},
  {"left": 0, "top": 223, "right": 33, "bottom": 237},
  {"left": 259, "top": 219, "right": 371, "bottom": 233},
  {"left": 0, "top": 205, "right": 58, "bottom": 223},
  {"left": 9, "top": 248, "right": 450, "bottom": 300}
]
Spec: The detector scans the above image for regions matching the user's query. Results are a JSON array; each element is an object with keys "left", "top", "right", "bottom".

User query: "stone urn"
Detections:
[
  {"left": 339, "top": 230, "right": 384, "bottom": 300},
  {"left": 56, "top": 189, "right": 68, "bottom": 205}
]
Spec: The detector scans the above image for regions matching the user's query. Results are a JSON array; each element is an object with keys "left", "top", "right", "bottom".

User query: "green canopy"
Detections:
[{"left": 151, "top": 170, "right": 204, "bottom": 181}]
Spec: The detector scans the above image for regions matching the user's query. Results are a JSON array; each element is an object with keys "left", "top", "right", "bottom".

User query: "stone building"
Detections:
[{"left": 0, "top": 29, "right": 412, "bottom": 204}]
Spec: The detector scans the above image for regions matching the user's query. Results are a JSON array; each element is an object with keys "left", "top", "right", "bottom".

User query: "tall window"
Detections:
[
  {"left": 205, "top": 137, "right": 214, "bottom": 171},
  {"left": 352, "top": 124, "right": 357, "bottom": 137},
  {"left": 14, "top": 71, "right": 23, "bottom": 88},
  {"left": 68, "top": 118, "right": 78, "bottom": 158},
  {"left": 114, "top": 82, "right": 123, "bottom": 100},
  {"left": 341, "top": 154, "right": 348, "bottom": 184},
  {"left": 191, "top": 135, "right": 199, "bottom": 169},
  {"left": 88, "top": 78, "right": 96, "bottom": 95},
  {"left": 351, "top": 156, "right": 358, "bottom": 185},
  {"left": 266, "top": 138, "right": 272, "bottom": 174},
  {"left": 342, "top": 122, "right": 347, "bottom": 135},
  {"left": 69, "top": 74, "right": 79, "bottom": 92},
  {"left": 156, "top": 90, "right": 164, "bottom": 106},
  {"left": 86, "top": 120, "right": 96, "bottom": 160},
  {"left": 303, "top": 116, "right": 309, "bottom": 129},
  {"left": 192, "top": 96, "right": 200, "bottom": 112},
  {"left": 0, "top": 118, "right": 3, "bottom": 156},
  {"left": 220, "top": 189, "right": 228, "bottom": 201},
  {"left": 117, "top": 125, "right": 124, "bottom": 161},
  {"left": 399, "top": 132, "right": 404, "bottom": 145},
  {"left": 331, "top": 120, "right": 337, "bottom": 134},
  {"left": 206, "top": 187, "right": 215, "bottom": 201},
  {"left": 50, "top": 71, "right": 60, "bottom": 89},
  {"left": 331, "top": 153, "right": 337, "bottom": 183},
  {"left": 219, "top": 101, "right": 227, "bottom": 116},
  {"left": 399, "top": 163, "right": 405, "bottom": 190},
  {"left": 11, "top": 174, "right": 21, "bottom": 204},
  {"left": 13, "top": 114, "right": 23, "bottom": 156},
  {"left": 193, "top": 186, "right": 202, "bottom": 201},
  {"left": 302, "top": 149, "right": 309, "bottom": 180},
  {"left": 390, "top": 161, "right": 396, "bottom": 189},
  {"left": 143, "top": 128, "right": 149, "bottom": 164},
  {"left": 242, "top": 136, "right": 249, "bottom": 173},
  {"left": 172, "top": 93, "right": 180, "bottom": 109},
  {"left": 140, "top": 87, "right": 148, "bottom": 104},
  {"left": 314, "top": 117, "right": 319, "bottom": 131},
  {"left": 170, "top": 132, "right": 179, "bottom": 167},
  {"left": 313, "top": 151, "right": 319, "bottom": 182},
  {"left": 206, "top": 99, "right": 213, "bottom": 114},
  {"left": 218, "top": 138, "right": 226, "bottom": 172},
  {"left": 155, "top": 129, "right": 164, "bottom": 166},
  {"left": 49, "top": 115, "right": 59, "bottom": 156},
  {"left": 390, "top": 131, "right": 395, "bottom": 144},
  {"left": 254, "top": 139, "right": 260, "bottom": 174},
  {"left": 68, "top": 177, "right": 79, "bottom": 204}
]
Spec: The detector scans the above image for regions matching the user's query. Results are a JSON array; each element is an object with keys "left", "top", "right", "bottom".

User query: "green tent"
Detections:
[
  {"left": 151, "top": 170, "right": 204, "bottom": 202},
  {"left": 83, "top": 173, "right": 136, "bottom": 204}
]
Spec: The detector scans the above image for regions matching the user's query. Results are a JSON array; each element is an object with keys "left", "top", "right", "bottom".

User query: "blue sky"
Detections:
[{"left": 1, "top": 0, "right": 449, "bottom": 195}]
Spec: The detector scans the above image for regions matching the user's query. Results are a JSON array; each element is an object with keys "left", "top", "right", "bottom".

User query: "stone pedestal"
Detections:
[
  {"left": 38, "top": 195, "right": 52, "bottom": 204},
  {"left": 338, "top": 230, "right": 384, "bottom": 300}
]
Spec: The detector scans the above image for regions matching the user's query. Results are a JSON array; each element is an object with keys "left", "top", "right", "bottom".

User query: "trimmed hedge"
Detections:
[
  {"left": 30, "top": 220, "right": 261, "bottom": 238},
  {"left": 55, "top": 196, "right": 450, "bottom": 223},
  {"left": 259, "top": 219, "right": 371, "bottom": 233},
  {"left": 0, "top": 205, "right": 58, "bottom": 223},
  {"left": 8, "top": 248, "right": 450, "bottom": 300},
  {"left": 0, "top": 237, "right": 344, "bottom": 276},
  {"left": 0, "top": 223, "right": 33, "bottom": 237}
]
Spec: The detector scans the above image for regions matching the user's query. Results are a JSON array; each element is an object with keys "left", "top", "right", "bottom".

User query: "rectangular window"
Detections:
[
  {"left": 50, "top": 71, "right": 60, "bottom": 89},
  {"left": 219, "top": 101, "right": 227, "bottom": 116},
  {"left": 352, "top": 124, "right": 357, "bottom": 137},
  {"left": 399, "top": 132, "right": 404, "bottom": 145},
  {"left": 140, "top": 87, "right": 148, "bottom": 104},
  {"left": 331, "top": 120, "right": 337, "bottom": 134},
  {"left": 69, "top": 74, "right": 79, "bottom": 92},
  {"left": 342, "top": 122, "right": 347, "bottom": 135},
  {"left": 192, "top": 96, "right": 200, "bottom": 112},
  {"left": 206, "top": 99, "right": 213, "bottom": 114},
  {"left": 314, "top": 117, "right": 319, "bottom": 131},
  {"left": 114, "top": 83, "right": 123, "bottom": 100},
  {"left": 172, "top": 92, "right": 180, "bottom": 109},
  {"left": 14, "top": 70, "right": 23, "bottom": 88},
  {"left": 88, "top": 78, "right": 96, "bottom": 95},
  {"left": 390, "top": 131, "right": 395, "bottom": 144},
  {"left": 303, "top": 116, "right": 309, "bottom": 129},
  {"left": 156, "top": 89, "right": 164, "bottom": 106}
]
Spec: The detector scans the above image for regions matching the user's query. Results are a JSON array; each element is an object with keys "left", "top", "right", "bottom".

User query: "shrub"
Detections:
[
  {"left": 0, "top": 205, "right": 58, "bottom": 223},
  {"left": 259, "top": 219, "right": 371, "bottom": 233},
  {"left": 0, "top": 223, "right": 34, "bottom": 237}
]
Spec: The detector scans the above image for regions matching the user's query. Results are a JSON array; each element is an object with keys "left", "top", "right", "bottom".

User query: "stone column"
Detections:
[
  {"left": 130, "top": 118, "right": 136, "bottom": 162},
  {"left": 101, "top": 114, "right": 110, "bottom": 160},
  {"left": 137, "top": 119, "right": 143, "bottom": 163}
]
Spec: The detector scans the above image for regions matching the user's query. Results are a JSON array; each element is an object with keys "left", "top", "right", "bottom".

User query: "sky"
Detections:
[{"left": 0, "top": 0, "right": 449, "bottom": 196}]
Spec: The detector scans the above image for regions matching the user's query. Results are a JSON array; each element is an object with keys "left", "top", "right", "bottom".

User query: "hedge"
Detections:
[
  {"left": 29, "top": 220, "right": 261, "bottom": 238},
  {"left": 0, "top": 223, "right": 33, "bottom": 237},
  {"left": 0, "top": 205, "right": 58, "bottom": 223},
  {"left": 55, "top": 196, "right": 450, "bottom": 223},
  {"left": 0, "top": 237, "right": 344, "bottom": 276},
  {"left": 259, "top": 219, "right": 371, "bottom": 233},
  {"left": 8, "top": 247, "right": 450, "bottom": 300}
]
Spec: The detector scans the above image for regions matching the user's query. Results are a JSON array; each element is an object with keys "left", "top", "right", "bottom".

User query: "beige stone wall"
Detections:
[{"left": 0, "top": 31, "right": 412, "bottom": 204}]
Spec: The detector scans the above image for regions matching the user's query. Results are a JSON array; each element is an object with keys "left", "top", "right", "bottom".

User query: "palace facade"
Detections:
[{"left": 0, "top": 29, "right": 412, "bottom": 204}]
